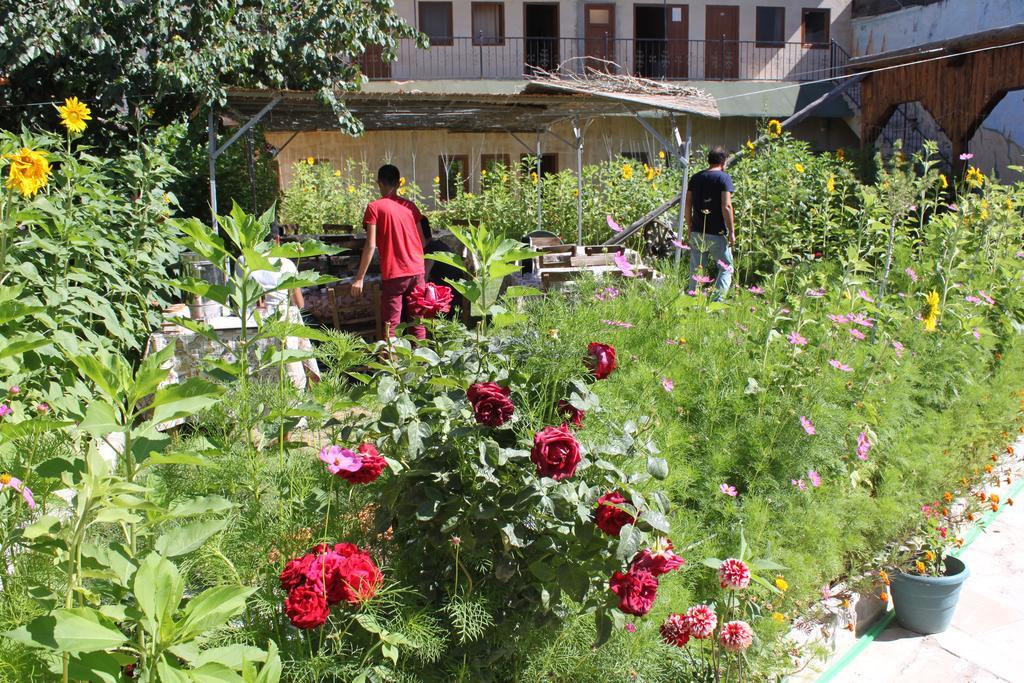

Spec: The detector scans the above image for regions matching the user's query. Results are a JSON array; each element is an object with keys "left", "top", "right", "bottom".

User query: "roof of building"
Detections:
[{"left": 848, "top": 22, "right": 1024, "bottom": 70}]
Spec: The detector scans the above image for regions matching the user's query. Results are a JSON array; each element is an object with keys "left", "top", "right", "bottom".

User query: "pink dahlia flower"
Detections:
[
  {"left": 660, "top": 613, "right": 690, "bottom": 647},
  {"left": 719, "top": 620, "right": 754, "bottom": 651},
  {"left": 718, "top": 558, "right": 751, "bottom": 590},
  {"left": 683, "top": 604, "right": 717, "bottom": 639}
]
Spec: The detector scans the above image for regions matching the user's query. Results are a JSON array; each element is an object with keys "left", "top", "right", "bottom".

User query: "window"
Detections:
[
  {"left": 438, "top": 155, "right": 469, "bottom": 201},
  {"left": 472, "top": 3, "right": 505, "bottom": 45},
  {"left": 587, "top": 7, "right": 610, "bottom": 25},
  {"left": 802, "top": 8, "right": 829, "bottom": 48},
  {"left": 622, "top": 151, "right": 649, "bottom": 166},
  {"left": 756, "top": 7, "right": 785, "bottom": 46},
  {"left": 520, "top": 153, "right": 558, "bottom": 176},
  {"left": 420, "top": 2, "right": 453, "bottom": 46},
  {"left": 480, "top": 154, "right": 511, "bottom": 175}
]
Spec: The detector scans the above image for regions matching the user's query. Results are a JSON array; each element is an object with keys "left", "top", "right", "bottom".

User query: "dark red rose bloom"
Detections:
[
  {"left": 284, "top": 584, "right": 331, "bottom": 629},
  {"left": 338, "top": 443, "right": 388, "bottom": 484},
  {"left": 630, "top": 539, "right": 686, "bottom": 577},
  {"left": 280, "top": 553, "right": 317, "bottom": 592},
  {"left": 406, "top": 282, "right": 453, "bottom": 319},
  {"left": 530, "top": 424, "right": 581, "bottom": 481},
  {"left": 335, "top": 551, "right": 383, "bottom": 605},
  {"left": 586, "top": 342, "right": 617, "bottom": 379},
  {"left": 467, "top": 382, "right": 515, "bottom": 427},
  {"left": 557, "top": 399, "right": 585, "bottom": 428},
  {"left": 594, "top": 491, "right": 635, "bottom": 537},
  {"left": 609, "top": 568, "right": 659, "bottom": 616}
]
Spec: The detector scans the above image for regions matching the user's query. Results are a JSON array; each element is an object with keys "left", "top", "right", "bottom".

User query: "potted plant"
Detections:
[{"left": 884, "top": 490, "right": 985, "bottom": 634}]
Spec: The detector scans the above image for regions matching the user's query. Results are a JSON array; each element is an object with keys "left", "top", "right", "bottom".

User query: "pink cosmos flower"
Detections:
[
  {"left": 0, "top": 473, "right": 35, "bottom": 509},
  {"left": 36, "top": 403, "right": 49, "bottom": 413},
  {"left": 717, "top": 259, "right": 733, "bottom": 273},
  {"left": 800, "top": 416, "right": 816, "bottom": 435},
  {"left": 719, "top": 621, "right": 754, "bottom": 651},
  {"left": 788, "top": 331, "right": 808, "bottom": 347},
  {"left": 613, "top": 251, "right": 635, "bottom": 278},
  {"left": 601, "top": 320, "right": 634, "bottom": 328},
  {"left": 905, "top": 267, "right": 918, "bottom": 282},
  {"left": 7, "top": 386, "right": 19, "bottom": 395},
  {"left": 720, "top": 483, "right": 738, "bottom": 497},
  {"left": 792, "top": 478, "right": 806, "bottom": 491},
  {"left": 693, "top": 275, "right": 714, "bottom": 285},
  {"left": 683, "top": 605, "right": 718, "bottom": 639},
  {"left": 857, "top": 290, "right": 874, "bottom": 303},
  {"left": 856, "top": 431, "right": 871, "bottom": 461},
  {"left": 625, "top": 623, "right": 637, "bottom": 633},
  {"left": 687, "top": 290, "right": 698, "bottom": 296},
  {"left": 808, "top": 470, "right": 822, "bottom": 487},
  {"left": 671, "top": 239, "right": 691, "bottom": 251},
  {"left": 606, "top": 215, "right": 624, "bottom": 233},
  {"left": 0, "top": 405, "right": 11, "bottom": 418},
  {"left": 780, "top": 307, "right": 791, "bottom": 315},
  {"left": 319, "top": 445, "right": 362, "bottom": 475},
  {"left": 806, "top": 288, "right": 827, "bottom": 298},
  {"left": 1016, "top": 251, "right": 1024, "bottom": 259},
  {"left": 972, "top": 327, "right": 981, "bottom": 340},
  {"left": 959, "top": 152, "right": 974, "bottom": 161},
  {"left": 736, "top": 323, "right": 749, "bottom": 333},
  {"left": 850, "top": 313, "right": 874, "bottom": 328},
  {"left": 821, "top": 584, "right": 834, "bottom": 600},
  {"left": 829, "top": 359, "right": 853, "bottom": 372},
  {"left": 849, "top": 328, "right": 866, "bottom": 341},
  {"left": 979, "top": 290, "right": 995, "bottom": 305},
  {"left": 718, "top": 558, "right": 751, "bottom": 589},
  {"left": 661, "top": 377, "right": 674, "bottom": 392},
  {"left": 892, "top": 341, "right": 905, "bottom": 358},
  {"left": 749, "top": 286, "right": 764, "bottom": 295},
  {"left": 965, "top": 295, "right": 983, "bottom": 305},
  {"left": 828, "top": 314, "right": 850, "bottom": 325}
]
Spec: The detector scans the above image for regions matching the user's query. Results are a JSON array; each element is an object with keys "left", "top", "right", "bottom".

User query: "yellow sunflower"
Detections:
[
  {"left": 965, "top": 166, "right": 985, "bottom": 188},
  {"left": 836, "top": 148, "right": 845, "bottom": 161},
  {"left": 826, "top": 176, "right": 836, "bottom": 193},
  {"left": 4, "top": 148, "right": 52, "bottom": 197},
  {"left": 621, "top": 164, "right": 633, "bottom": 180},
  {"left": 767, "top": 119, "right": 783, "bottom": 137},
  {"left": 658, "top": 150, "right": 666, "bottom": 160},
  {"left": 923, "top": 290, "right": 940, "bottom": 332},
  {"left": 57, "top": 97, "right": 92, "bottom": 134},
  {"left": 939, "top": 173, "right": 948, "bottom": 189},
  {"left": 794, "top": 163, "right": 805, "bottom": 174},
  {"left": 745, "top": 140, "right": 755, "bottom": 153}
]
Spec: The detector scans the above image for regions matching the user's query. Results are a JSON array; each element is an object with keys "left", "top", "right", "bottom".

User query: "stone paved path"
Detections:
[{"left": 831, "top": 459, "right": 1024, "bottom": 682}]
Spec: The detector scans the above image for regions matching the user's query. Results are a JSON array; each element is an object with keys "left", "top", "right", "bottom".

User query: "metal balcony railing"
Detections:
[{"left": 359, "top": 37, "right": 851, "bottom": 82}]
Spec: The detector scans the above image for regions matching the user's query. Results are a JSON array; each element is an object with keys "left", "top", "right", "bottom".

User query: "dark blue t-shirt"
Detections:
[{"left": 688, "top": 169, "right": 734, "bottom": 235}]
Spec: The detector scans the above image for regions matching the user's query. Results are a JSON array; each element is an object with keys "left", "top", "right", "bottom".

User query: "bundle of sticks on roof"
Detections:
[{"left": 529, "top": 59, "right": 712, "bottom": 101}]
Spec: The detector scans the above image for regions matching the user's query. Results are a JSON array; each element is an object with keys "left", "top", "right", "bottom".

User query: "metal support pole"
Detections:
[
  {"left": 245, "top": 128, "right": 257, "bottom": 214},
  {"left": 535, "top": 131, "right": 542, "bottom": 233},
  {"left": 207, "top": 105, "right": 219, "bottom": 232},
  {"left": 574, "top": 116, "right": 584, "bottom": 245},
  {"left": 674, "top": 116, "right": 692, "bottom": 265}
]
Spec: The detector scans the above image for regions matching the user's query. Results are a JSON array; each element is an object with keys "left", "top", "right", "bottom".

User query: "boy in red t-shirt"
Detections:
[{"left": 352, "top": 164, "right": 426, "bottom": 339}]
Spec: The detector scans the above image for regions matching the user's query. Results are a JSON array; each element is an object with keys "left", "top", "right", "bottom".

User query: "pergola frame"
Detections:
[{"left": 208, "top": 80, "right": 718, "bottom": 245}]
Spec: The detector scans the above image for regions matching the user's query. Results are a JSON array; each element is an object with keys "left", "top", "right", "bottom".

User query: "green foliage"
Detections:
[
  {"left": 0, "top": 0, "right": 421, "bottom": 136},
  {"left": 0, "top": 127, "right": 183, "bottom": 416}
]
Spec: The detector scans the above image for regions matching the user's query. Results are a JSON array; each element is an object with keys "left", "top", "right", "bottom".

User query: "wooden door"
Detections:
[
  {"left": 359, "top": 45, "right": 390, "bottom": 79},
  {"left": 705, "top": 5, "right": 738, "bottom": 79},
  {"left": 524, "top": 3, "right": 559, "bottom": 73},
  {"left": 666, "top": 5, "right": 689, "bottom": 78},
  {"left": 584, "top": 4, "right": 615, "bottom": 70}
]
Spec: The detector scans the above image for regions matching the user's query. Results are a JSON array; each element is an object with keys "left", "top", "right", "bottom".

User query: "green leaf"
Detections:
[
  {"left": 4, "top": 607, "right": 128, "bottom": 654},
  {"left": 0, "top": 418, "right": 74, "bottom": 443},
  {"left": 23, "top": 515, "right": 62, "bottom": 540},
  {"left": 156, "top": 655, "right": 193, "bottom": 683},
  {"left": 176, "top": 586, "right": 255, "bottom": 644},
  {"left": 135, "top": 553, "right": 184, "bottom": 640},
  {"left": 501, "top": 523, "right": 524, "bottom": 549},
  {"left": 66, "top": 651, "right": 134, "bottom": 683},
  {"left": 594, "top": 609, "right": 613, "bottom": 647},
  {"left": 154, "top": 518, "right": 228, "bottom": 557},
  {"left": 528, "top": 558, "right": 556, "bottom": 582},
  {"left": 750, "top": 558, "right": 786, "bottom": 572},
  {"left": 639, "top": 510, "right": 671, "bottom": 533},
  {"left": 701, "top": 557, "right": 724, "bottom": 569},
  {"left": 80, "top": 402, "right": 121, "bottom": 437},
  {"left": 0, "top": 334, "right": 50, "bottom": 360},
  {"left": 503, "top": 285, "right": 543, "bottom": 298},
  {"left": 141, "top": 452, "right": 212, "bottom": 469},
  {"left": 646, "top": 456, "right": 669, "bottom": 480},
  {"left": 150, "top": 378, "right": 225, "bottom": 424},
  {"left": 167, "top": 495, "right": 233, "bottom": 518},
  {"left": 189, "top": 644, "right": 268, "bottom": 669},
  {"left": 615, "top": 524, "right": 641, "bottom": 562}
]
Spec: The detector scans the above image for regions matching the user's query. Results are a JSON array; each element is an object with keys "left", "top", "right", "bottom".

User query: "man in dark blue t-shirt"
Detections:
[{"left": 685, "top": 146, "right": 735, "bottom": 300}]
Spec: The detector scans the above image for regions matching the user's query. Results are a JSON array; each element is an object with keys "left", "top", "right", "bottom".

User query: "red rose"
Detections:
[
  {"left": 630, "top": 539, "right": 686, "bottom": 576},
  {"left": 594, "top": 491, "right": 635, "bottom": 537},
  {"left": 338, "top": 443, "right": 388, "bottom": 484},
  {"left": 530, "top": 425, "right": 581, "bottom": 481},
  {"left": 467, "top": 382, "right": 515, "bottom": 427},
  {"left": 279, "top": 553, "right": 317, "bottom": 592},
  {"left": 586, "top": 342, "right": 617, "bottom": 379},
  {"left": 609, "top": 568, "right": 659, "bottom": 616},
  {"left": 406, "top": 282, "right": 453, "bottom": 319},
  {"left": 284, "top": 584, "right": 330, "bottom": 629},
  {"left": 557, "top": 399, "right": 585, "bottom": 428},
  {"left": 335, "top": 551, "right": 383, "bottom": 605}
]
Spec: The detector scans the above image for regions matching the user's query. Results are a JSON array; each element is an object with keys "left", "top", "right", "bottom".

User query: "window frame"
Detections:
[
  {"left": 801, "top": 8, "right": 830, "bottom": 49},
  {"left": 471, "top": 2, "right": 506, "bottom": 46},
  {"left": 419, "top": 1, "right": 454, "bottom": 47},
  {"left": 520, "top": 153, "right": 559, "bottom": 176},
  {"left": 755, "top": 6, "right": 786, "bottom": 48},
  {"left": 438, "top": 155, "right": 470, "bottom": 201},
  {"left": 480, "top": 153, "right": 512, "bottom": 174}
]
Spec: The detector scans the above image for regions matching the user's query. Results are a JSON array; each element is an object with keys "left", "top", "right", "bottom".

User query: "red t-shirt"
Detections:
[{"left": 363, "top": 196, "right": 424, "bottom": 280}]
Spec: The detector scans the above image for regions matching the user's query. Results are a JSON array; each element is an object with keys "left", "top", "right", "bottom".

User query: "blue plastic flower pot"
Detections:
[{"left": 890, "top": 555, "right": 969, "bottom": 634}]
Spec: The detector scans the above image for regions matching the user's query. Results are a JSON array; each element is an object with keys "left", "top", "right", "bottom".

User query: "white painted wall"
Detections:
[{"left": 852, "top": 0, "right": 1024, "bottom": 56}]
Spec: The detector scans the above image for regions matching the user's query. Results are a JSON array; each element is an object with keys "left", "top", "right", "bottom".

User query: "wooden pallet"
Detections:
[{"left": 326, "top": 281, "right": 382, "bottom": 340}]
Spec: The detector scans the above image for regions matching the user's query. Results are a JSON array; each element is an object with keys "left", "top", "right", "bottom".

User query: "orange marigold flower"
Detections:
[
  {"left": 915, "top": 561, "right": 927, "bottom": 574},
  {"left": 991, "top": 503, "right": 1000, "bottom": 512},
  {"left": 879, "top": 570, "right": 890, "bottom": 585},
  {"left": 842, "top": 599, "right": 850, "bottom": 609},
  {"left": 992, "top": 454, "right": 1000, "bottom": 462},
  {"left": 1008, "top": 498, "right": 1015, "bottom": 506},
  {"left": 943, "top": 492, "right": 954, "bottom": 503},
  {"left": 955, "top": 538, "right": 964, "bottom": 548},
  {"left": 985, "top": 465, "right": 994, "bottom": 474},
  {"left": 846, "top": 623, "right": 855, "bottom": 631},
  {"left": 880, "top": 592, "right": 889, "bottom": 602},
  {"left": 924, "top": 550, "right": 935, "bottom": 562},
  {"left": 990, "top": 493, "right": 1000, "bottom": 503},
  {"left": 967, "top": 513, "right": 975, "bottom": 521}
]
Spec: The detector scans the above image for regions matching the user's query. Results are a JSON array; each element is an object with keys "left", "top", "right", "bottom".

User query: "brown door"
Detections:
[
  {"left": 359, "top": 44, "right": 390, "bottom": 79},
  {"left": 584, "top": 4, "right": 615, "bottom": 70},
  {"left": 705, "top": 5, "right": 738, "bottom": 79},
  {"left": 665, "top": 5, "right": 688, "bottom": 78},
  {"left": 524, "top": 3, "right": 559, "bottom": 74}
]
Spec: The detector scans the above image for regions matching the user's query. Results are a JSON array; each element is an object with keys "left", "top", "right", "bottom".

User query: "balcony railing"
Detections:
[{"left": 360, "top": 37, "right": 850, "bottom": 82}]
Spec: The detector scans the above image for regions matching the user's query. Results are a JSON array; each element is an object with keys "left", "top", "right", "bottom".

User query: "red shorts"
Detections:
[{"left": 380, "top": 274, "right": 426, "bottom": 340}]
